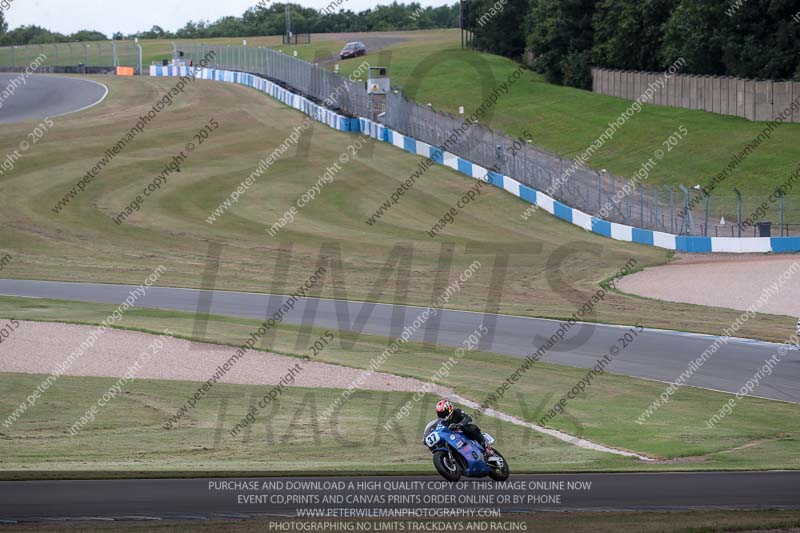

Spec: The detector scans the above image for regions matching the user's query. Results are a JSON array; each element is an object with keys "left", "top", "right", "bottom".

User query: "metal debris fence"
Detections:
[{"left": 0, "top": 41, "right": 142, "bottom": 73}]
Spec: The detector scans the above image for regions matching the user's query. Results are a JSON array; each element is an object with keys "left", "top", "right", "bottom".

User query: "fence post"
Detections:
[
  {"left": 640, "top": 185, "right": 644, "bottom": 229},
  {"left": 668, "top": 188, "right": 674, "bottom": 233},
  {"left": 654, "top": 187, "right": 660, "bottom": 230},
  {"left": 733, "top": 187, "right": 742, "bottom": 237},
  {"left": 501, "top": 134, "right": 508, "bottom": 176},
  {"left": 596, "top": 172, "right": 603, "bottom": 215},
  {"left": 776, "top": 187, "right": 784, "bottom": 236},
  {"left": 704, "top": 192, "right": 710, "bottom": 236},
  {"left": 512, "top": 137, "right": 519, "bottom": 178},
  {"left": 610, "top": 173, "right": 618, "bottom": 220},
  {"left": 627, "top": 191, "right": 632, "bottom": 221},
  {"left": 523, "top": 142, "right": 529, "bottom": 185},
  {"left": 679, "top": 184, "right": 691, "bottom": 235}
]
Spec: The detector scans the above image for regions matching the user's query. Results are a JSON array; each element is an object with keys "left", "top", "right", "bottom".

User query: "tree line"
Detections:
[
  {"left": 0, "top": 2, "right": 459, "bottom": 45},
  {"left": 467, "top": 0, "right": 800, "bottom": 89}
]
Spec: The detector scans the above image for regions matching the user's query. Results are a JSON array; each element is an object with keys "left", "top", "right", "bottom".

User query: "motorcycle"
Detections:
[{"left": 423, "top": 419, "right": 510, "bottom": 482}]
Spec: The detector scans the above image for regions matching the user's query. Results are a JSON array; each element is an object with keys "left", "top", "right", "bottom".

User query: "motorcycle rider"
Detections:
[{"left": 435, "top": 399, "right": 494, "bottom": 458}]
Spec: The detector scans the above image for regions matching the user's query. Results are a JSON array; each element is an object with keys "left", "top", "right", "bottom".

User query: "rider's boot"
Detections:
[{"left": 484, "top": 446, "right": 495, "bottom": 461}]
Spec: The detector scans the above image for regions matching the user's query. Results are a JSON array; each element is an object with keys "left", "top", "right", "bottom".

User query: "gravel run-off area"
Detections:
[
  {"left": 0, "top": 321, "right": 452, "bottom": 395},
  {"left": 618, "top": 254, "right": 800, "bottom": 319}
]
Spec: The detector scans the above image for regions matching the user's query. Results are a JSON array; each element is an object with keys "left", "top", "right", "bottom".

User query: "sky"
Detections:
[{"left": 3, "top": 0, "right": 453, "bottom": 36}]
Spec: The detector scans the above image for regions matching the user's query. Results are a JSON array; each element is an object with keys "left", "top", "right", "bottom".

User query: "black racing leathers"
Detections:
[{"left": 447, "top": 408, "right": 486, "bottom": 449}]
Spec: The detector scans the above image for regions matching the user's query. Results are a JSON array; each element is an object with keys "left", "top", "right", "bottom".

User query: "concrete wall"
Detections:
[
  {"left": 744, "top": 80, "right": 756, "bottom": 121},
  {"left": 719, "top": 78, "right": 728, "bottom": 115},
  {"left": 591, "top": 68, "right": 800, "bottom": 123}
]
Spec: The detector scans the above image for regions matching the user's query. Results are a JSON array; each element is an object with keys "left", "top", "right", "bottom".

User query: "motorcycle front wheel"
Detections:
[
  {"left": 433, "top": 450, "right": 463, "bottom": 482},
  {"left": 488, "top": 450, "right": 510, "bottom": 481}
]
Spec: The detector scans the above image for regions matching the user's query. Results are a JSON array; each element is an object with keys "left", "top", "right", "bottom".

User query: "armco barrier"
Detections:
[{"left": 151, "top": 65, "right": 800, "bottom": 254}]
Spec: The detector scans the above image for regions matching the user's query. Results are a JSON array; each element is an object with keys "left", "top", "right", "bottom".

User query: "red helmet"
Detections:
[{"left": 436, "top": 399, "right": 454, "bottom": 419}]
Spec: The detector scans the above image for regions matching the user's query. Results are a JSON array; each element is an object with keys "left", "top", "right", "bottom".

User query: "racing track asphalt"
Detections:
[
  {"left": 0, "top": 74, "right": 108, "bottom": 124},
  {"left": 0, "top": 472, "right": 798, "bottom": 522},
  {"left": 0, "top": 279, "right": 798, "bottom": 404}
]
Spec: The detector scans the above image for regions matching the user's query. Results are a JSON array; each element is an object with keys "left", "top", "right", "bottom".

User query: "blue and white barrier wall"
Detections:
[{"left": 151, "top": 65, "right": 800, "bottom": 254}]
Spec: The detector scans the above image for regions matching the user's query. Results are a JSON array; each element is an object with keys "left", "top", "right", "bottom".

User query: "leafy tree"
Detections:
[
  {"left": 470, "top": 0, "right": 529, "bottom": 58},
  {"left": 659, "top": 0, "right": 798, "bottom": 79},
  {"left": 69, "top": 30, "right": 108, "bottom": 42},
  {"left": 430, "top": 5, "right": 460, "bottom": 28},
  {"left": 142, "top": 25, "right": 169, "bottom": 39},
  {"left": 176, "top": 2, "right": 458, "bottom": 39},
  {"left": 526, "top": 0, "right": 595, "bottom": 87},
  {"left": 0, "top": 25, "right": 66, "bottom": 45},
  {"left": 592, "top": 0, "right": 675, "bottom": 71},
  {"left": 561, "top": 48, "right": 593, "bottom": 88},
  {"left": 717, "top": 0, "right": 800, "bottom": 79},
  {"left": 659, "top": 0, "right": 727, "bottom": 75},
  {"left": 0, "top": 9, "right": 7, "bottom": 36}
]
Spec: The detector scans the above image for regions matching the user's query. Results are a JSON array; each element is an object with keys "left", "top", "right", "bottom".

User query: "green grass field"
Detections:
[
  {"left": 0, "top": 372, "right": 628, "bottom": 477},
  {"left": 3, "top": 297, "right": 799, "bottom": 475},
  {"left": 0, "top": 73, "right": 795, "bottom": 342}
]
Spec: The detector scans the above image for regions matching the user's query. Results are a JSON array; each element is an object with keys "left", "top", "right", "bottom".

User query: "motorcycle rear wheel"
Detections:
[
  {"left": 433, "top": 451, "right": 463, "bottom": 482},
  {"left": 488, "top": 450, "right": 510, "bottom": 481}
]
